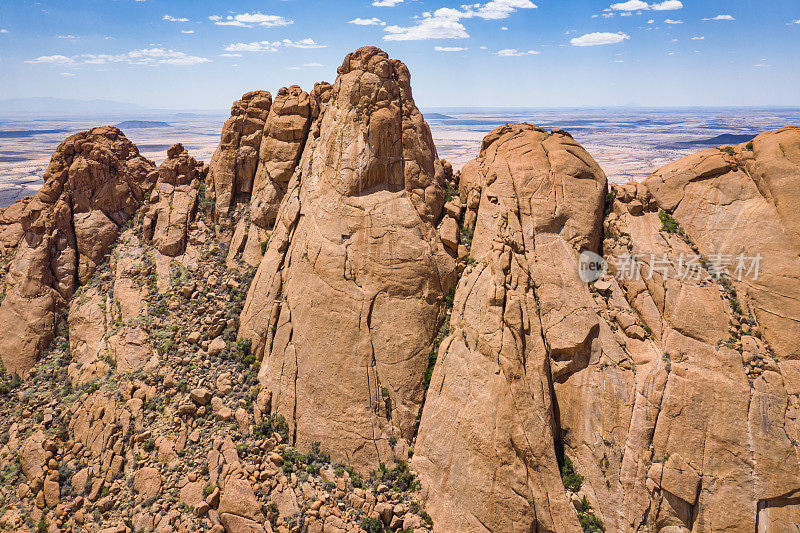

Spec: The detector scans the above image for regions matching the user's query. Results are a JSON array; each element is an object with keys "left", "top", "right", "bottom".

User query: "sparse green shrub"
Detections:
[
  {"left": 373, "top": 461, "right": 420, "bottom": 492},
  {"left": 560, "top": 455, "right": 583, "bottom": 492},
  {"left": 459, "top": 226, "right": 474, "bottom": 248},
  {"left": 360, "top": 516, "right": 384, "bottom": 533},
  {"left": 658, "top": 210, "right": 681, "bottom": 234}
]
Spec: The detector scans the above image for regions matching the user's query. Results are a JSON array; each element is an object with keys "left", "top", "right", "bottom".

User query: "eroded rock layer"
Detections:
[
  {"left": 0, "top": 127, "right": 155, "bottom": 376},
  {"left": 238, "top": 46, "right": 456, "bottom": 470}
]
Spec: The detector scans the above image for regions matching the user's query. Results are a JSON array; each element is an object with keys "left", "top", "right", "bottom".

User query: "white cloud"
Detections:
[
  {"left": 466, "top": 0, "right": 537, "bottom": 20},
  {"left": 163, "top": 15, "right": 189, "bottom": 22},
  {"left": 610, "top": 0, "right": 681, "bottom": 11},
  {"left": 691, "top": 35, "right": 704, "bottom": 40},
  {"left": 703, "top": 14, "right": 734, "bottom": 21},
  {"left": 220, "top": 53, "right": 242, "bottom": 57},
  {"left": 26, "top": 55, "right": 75, "bottom": 64},
  {"left": 664, "top": 18, "right": 682, "bottom": 24},
  {"left": 181, "top": 30, "right": 194, "bottom": 34},
  {"left": 0, "top": 29, "right": 7, "bottom": 34},
  {"left": 610, "top": 0, "right": 648, "bottom": 11},
  {"left": 224, "top": 38, "right": 324, "bottom": 53},
  {"left": 373, "top": 0, "right": 403, "bottom": 5},
  {"left": 501, "top": 26, "right": 508, "bottom": 30},
  {"left": 282, "top": 38, "right": 325, "bottom": 49},
  {"left": 647, "top": 19, "right": 654, "bottom": 23},
  {"left": 57, "top": 34, "right": 78, "bottom": 40},
  {"left": 349, "top": 18, "right": 386, "bottom": 26},
  {"left": 434, "top": 46, "right": 467, "bottom": 51},
  {"left": 570, "top": 31, "right": 630, "bottom": 46},
  {"left": 383, "top": 1, "right": 535, "bottom": 41},
  {"left": 211, "top": 12, "right": 293, "bottom": 28},
  {"left": 651, "top": 0, "right": 683, "bottom": 10},
  {"left": 27, "top": 48, "right": 210, "bottom": 66},
  {"left": 384, "top": 10, "right": 469, "bottom": 40},
  {"left": 792, "top": 19, "right": 800, "bottom": 25},
  {"left": 225, "top": 41, "right": 280, "bottom": 52},
  {"left": 60, "top": 72, "right": 75, "bottom": 77},
  {"left": 496, "top": 48, "right": 539, "bottom": 56}
]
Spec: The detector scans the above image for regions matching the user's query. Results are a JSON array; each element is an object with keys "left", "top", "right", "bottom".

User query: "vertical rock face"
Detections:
[
  {"left": 249, "top": 85, "right": 313, "bottom": 229},
  {"left": 624, "top": 126, "right": 800, "bottom": 531},
  {"left": 645, "top": 126, "right": 800, "bottom": 360},
  {"left": 214, "top": 83, "right": 334, "bottom": 268},
  {"left": 412, "top": 124, "right": 800, "bottom": 533},
  {"left": 0, "top": 127, "right": 155, "bottom": 376},
  {"left": 143, "top": 143, "right": 207, "bottom": 256},
  {"left": 208, "top": 91, "right": 272, "bottom": 222},
  {"left": 413, "top": 124, "right": 606, "bottom": 533},
  {"left": 239, "top": 46, "right": 456, "bottom": 469}
]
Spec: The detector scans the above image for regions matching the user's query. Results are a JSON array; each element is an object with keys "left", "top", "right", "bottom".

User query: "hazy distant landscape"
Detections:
[{"left": 1, "top": 100, "right": 799, "bottom": 207}]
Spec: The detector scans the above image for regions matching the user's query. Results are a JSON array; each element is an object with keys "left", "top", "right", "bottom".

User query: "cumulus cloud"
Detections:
[
  {"left": 163, "top": 15, "right": 189, "bottom": 22},
  {"left": 57, "top": 35, "right": 78, "bottom": 40},
  {"left": 570, "top": 31, "right": 630, "bottom": 46},
  {"left": 373, "top": 0, "right": 403, "bottom": 5},
  {"left": 220, "top": 53, "right": 242, "bottom": 57},
  {"left": 691, "top": 35, "right": 705, "bottom": 40},
  {"left": 383, "top": 1, "right": 536, "bottom": 41},
  {"left": 384, "top": 11, "right": 469, "bottom": 40},
  {"left": 434, "top": 46, "right": 467, "bottom": 51},
  {"left": 349, "top": 18, "right": 386, "bottom": 26},
  {"left": 0, "top": 29, "right": 7, "bottom": 34},
  {"left": 792, "top": 19, "right": 800, "bottom": 25},
  {"left": 224, "top": 38, "right": 325, "bottom": 53},
  {"left": 210, "top": 12, "right": 293, "bottom": 28},
  {"left": 664, "top": 18, "right": 682, "bottom": 24},
  {"left": 610, "top": 0, "right": 648, "bottom": 11},
  {"left": 181, "top": 30, "right": 194, "bottom": 34},
  {"left": 609, "top": 0, "right": 681, "bottom": 11},
  {"left": 60, "top": 72, "right": 76, "bottom": 77},
  {"left": 26, "top": 48, "right": 210, "bottom": 66},
  {"left": 703, "top": 14, "right": 734, "bottom": 21},
  {"left": 496, "top": 48, "right": 539, "bottom": 56},
  {"left": 651, "top": 1, "right": 683, "bottom": 10}
]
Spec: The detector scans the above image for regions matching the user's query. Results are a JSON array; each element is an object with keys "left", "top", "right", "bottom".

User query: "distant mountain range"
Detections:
[
  {"left": 115, "top": 120, "right": 171, "bottom": 129},
  {"left": 675, "top": 133, "right": 758, "bottom": 146},
  {"left": 0, "top": 97, "right": 225, "bottom": 118}
]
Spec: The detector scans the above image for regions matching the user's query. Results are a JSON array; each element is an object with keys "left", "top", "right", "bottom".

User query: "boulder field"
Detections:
[{"left": 0, "top": 47, "right": 799, "bottom": 533}]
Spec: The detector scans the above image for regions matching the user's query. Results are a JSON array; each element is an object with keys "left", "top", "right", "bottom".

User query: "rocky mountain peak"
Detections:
[{"left": 0, "top": 47, "right": 799, "bottom": 533}]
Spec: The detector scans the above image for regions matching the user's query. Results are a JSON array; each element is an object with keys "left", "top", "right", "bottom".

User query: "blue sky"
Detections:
[{"left": 0, "top": 0, "right": 798, "bottom": 109}]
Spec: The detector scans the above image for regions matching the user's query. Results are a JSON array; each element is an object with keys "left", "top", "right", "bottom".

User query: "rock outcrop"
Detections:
[
  {"left": 0, "top": 127, "right": 155, "bottom": 376},
  {"left": 415, "top": 124, "right": 800, "bottom": 532},
  {"left": 143, "top": 143, "right": 207, "bottom": 256},
  {"left": 413, "top": 124, "right": 606, "bottom": 533},
  {"left": 1, "top": 47, "right": 799, "bottom": 533},
  {"left": 238, "top": 46, "right": 456, "bottom": 470},
  {"left": 208, "top": 91, "right": 272, "bottom": 223}
]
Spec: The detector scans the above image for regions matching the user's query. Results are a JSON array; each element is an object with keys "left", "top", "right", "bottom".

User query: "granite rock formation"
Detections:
[
  {"left": 238, "top": 46, "right": 456, "bottom": 470},
  {"left": 0, "top": 47, "right": 799, "bottom": 533},
  {"left": 0, "top": 127, "right": 155, "bottom": 376},
  {"left": 143, "top": 143, "right": 207, "bottom": 256}
]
